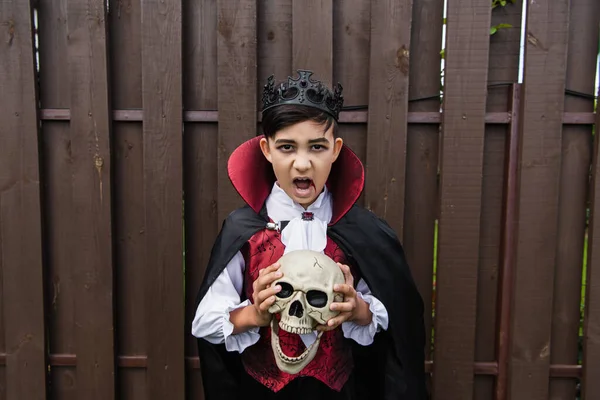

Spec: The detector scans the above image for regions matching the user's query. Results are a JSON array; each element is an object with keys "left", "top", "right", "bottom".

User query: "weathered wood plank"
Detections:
[
  {"left": 0, "top": 1, "right": 47, "bottom": 399},
  {"left": 109, "top": 0, "right": 147, "bottom": 397},
  {"left": 65, "top": 0, "right": 115, "bottom": 397},
  {"left": 141, "top": 0, "right": 185, "bottom": 398},
  {"left": 404, "top": 0, "right": 444, "bottom": 375},
  {"left": 431, "top": 0, "right": 491, "bottom": 399},
  {"left": 216, "top": 0, "right": 257, "bottom": 224},
  {"left": 477, "top": 2, "right": 523, "bottom": 400},
  {"left": 550, "top": 1, "right": 599, "bottom": 399},
  {"left": 582, "top": 81, "right": 600, "bottom": 400},
  {"left": 38, "top": 0, "right": 77, "bottom": 397},
  {"left": 364, "top": 0, "right": 413, "bottom": 239},
  {"left": 183, "top": 0, "right": 219, "bottom": 398},
  {"left": 507, "top": 1, "right": 570, "bottom": 399},
  {"left": 258, "top": 0, "right": 292, "bottom": 110},
  {"left": 332, "top": 0, "right": 369, "bottom": 206},
  {"left": 292, "top": 0, "right": 332, "bottom": 82},
  {"left": 333, "top": 0, "right": 370, "bottom": 106}
]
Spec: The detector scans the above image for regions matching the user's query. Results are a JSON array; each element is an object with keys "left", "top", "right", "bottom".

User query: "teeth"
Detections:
[
  {"left": 279, "top": 321, "right": 312, "bottom": 335},
  {"left": 271, "top": 319, "right": 323, "bottom": 365}
]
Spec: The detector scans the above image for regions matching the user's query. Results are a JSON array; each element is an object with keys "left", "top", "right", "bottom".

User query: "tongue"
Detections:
[{"left": 295, "top": 180, "right": 311, "bottom": 189}]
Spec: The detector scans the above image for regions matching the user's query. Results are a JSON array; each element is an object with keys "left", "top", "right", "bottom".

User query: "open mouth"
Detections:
[
  {"left": 292, "top": 178, "right": 315, "bottom": 197},
  {"left": 270, "top": 318, "right": 322, "bottom": 373}
]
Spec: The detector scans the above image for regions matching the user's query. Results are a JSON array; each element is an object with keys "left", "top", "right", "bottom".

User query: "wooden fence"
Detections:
[{"left": 1, "top": 0, "right": 599, "bottom": 399}]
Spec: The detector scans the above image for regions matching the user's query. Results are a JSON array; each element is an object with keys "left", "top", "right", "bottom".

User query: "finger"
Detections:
[
  {"left": 316, "top": 322, "right": 338, "bottom": 332},
  {"left": 256, "top": 271, "right": 283, "bottom": 290},
  {"left": 333, "top": 283, "right": 356, "bottom": 296},
  {"left": 258, "top": 295, "right": 278, "bottom": 311},
  {"left": 337, "top": 263, "right": 354, "bottom": 286},
  {"left": 318, "top": 312, "right": 351, "bottom": 331},
  {"left": 256, "top": 285, "right": 282, "bottom": 304},
  {"left": 259, "top": 262, "right": 281, "bottom": 276},
  {"left": 328, "top": 312, "right": 351, "bottom": 327},
  {"left": 330, "top": 300, "right": 355, "bottom": 313}
]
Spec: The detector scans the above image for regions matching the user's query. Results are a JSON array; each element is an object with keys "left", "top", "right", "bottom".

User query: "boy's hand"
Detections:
[
  {"left": 317, "top": 263, "right": 372, "bottom": 332},
  {"left": 251, "top": 263, "right": 283, "bottom": 327}
]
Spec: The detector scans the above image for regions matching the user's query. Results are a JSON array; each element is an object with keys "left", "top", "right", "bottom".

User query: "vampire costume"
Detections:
[
  {"left": 192, "top": 135, "right": 428, "bottom": 400},
  {"left": 192, "top": 70, "right": 427, "bottom": 399}
]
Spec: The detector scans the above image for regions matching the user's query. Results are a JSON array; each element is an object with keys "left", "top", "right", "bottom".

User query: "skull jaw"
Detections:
[{"left": 270, "top": 318, "right": 323, "bottom": 374}]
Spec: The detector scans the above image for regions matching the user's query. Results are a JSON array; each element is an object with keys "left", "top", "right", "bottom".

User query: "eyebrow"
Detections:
[{"left": 274, "top": 137, "right": 330, "bottom": 145}]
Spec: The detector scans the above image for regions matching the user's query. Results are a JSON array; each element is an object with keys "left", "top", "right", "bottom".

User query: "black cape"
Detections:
[{"left": 194, "top": 203, "right": 428, "bottom": 400}]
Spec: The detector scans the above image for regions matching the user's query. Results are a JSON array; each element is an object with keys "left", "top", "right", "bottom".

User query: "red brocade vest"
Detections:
[{"left": 240, "top": 227, "right": 354, "bottom": 392}]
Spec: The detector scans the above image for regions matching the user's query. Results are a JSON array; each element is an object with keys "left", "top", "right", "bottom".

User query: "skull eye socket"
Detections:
[
  {"left": 275, "top": 282, "right": 294, "bottom": 298},
  {"left": 306, "top": 290, "right": 328, "bottom": 308}
]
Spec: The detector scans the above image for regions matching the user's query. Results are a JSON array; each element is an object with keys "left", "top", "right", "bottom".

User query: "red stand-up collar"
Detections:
[{"left": 227, "top": 136, "right": 365, "bottom": 224}]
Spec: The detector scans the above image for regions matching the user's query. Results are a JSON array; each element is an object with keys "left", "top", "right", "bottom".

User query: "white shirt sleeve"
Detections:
[
  {"left": 191, "top": 251, "right": 261, "bottom": 353},
  {"left": 341, "top": 278, "right": 389, "bottom": 346}
]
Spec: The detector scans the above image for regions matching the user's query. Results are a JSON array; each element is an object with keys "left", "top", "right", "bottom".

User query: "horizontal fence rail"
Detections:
[{"left": 38, "top": 109, "right": 596, "bottom": 124}]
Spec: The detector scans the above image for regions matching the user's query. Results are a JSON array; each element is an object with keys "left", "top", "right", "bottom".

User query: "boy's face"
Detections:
[{"left": 260, "top": 120, "right": 343, "bottom": 209}]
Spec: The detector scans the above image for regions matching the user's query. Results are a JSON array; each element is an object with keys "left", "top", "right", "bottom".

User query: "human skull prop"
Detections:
[{"left": 268, "top": 250, "right": 345, "bottom": 374}]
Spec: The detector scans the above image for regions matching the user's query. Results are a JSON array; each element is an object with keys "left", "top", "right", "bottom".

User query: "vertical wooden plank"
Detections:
[
  {"left": 183, "top": 0, "right": 219, "bottom": 398},
  {"left": 113, "top": 126, "right": 147, "bottom": 400},
  {"left": 431, "top": 0, "right": 491, "bottom": 398},
  {"left": 507, "top": 1, "right": 570, "bottom": 399},
  {"left": 477, "top": 3, "right": 523, "bottom": 400},
  {"left": 475, "top": 130, "right": 506, "bottom": 399},
  {"left": 217, "top": 0, "right": 257, "bottom": 224},
  {"left": 183, "top": 124, "right": 217, "bottom": 400},
  {"left": 332, "top": 0, "right": 369, "bottom": 206},
  {"left": 110, "top": 0, "right": 142, "bottom": 108},
  {"left": 404, "top": 0, "right": 444, "bottom": 372},
  {"left": 0, "top": 1, "right": 47, "bottom": 399},
  {"left": 364, "top": 0, "right": 413, "bottom": 238},
  {"left": 141, "top": 0, "right": 184, "bottom": 398},
  {"left": 583, "top": 80, "right": 600, "bottom": 400},
  {"left": 109, "top": 0, "right": 146, "bottom": 398},
  {"left": 38, "top": 0, "right": 70, "bottom": 108},
  {"left": 37, "top": 0, "right": 77, "bottom": 398},
  {"left": 65, "top": 0, "right": 115, "bottom": 398},
  {"left": 332, "top": 0, "right": 370, "bottom": 107},
  {"left": 332, "top": 0, "right": 369, "bottom": 205},
  {"left": 0, "top": 233, "right": 4, "bottom": 399},
  {"left": 0, "top": 366, "right": 5, "bottom": 399},
  {"left": 257, "top": 0, "right": 292, "bottom": 110},
  {"left": 292, "top": 0, "right": 332, "bottom": 83},
  {"left": 495, "top": 83, "right": 521, "bottom": 400},
  {"left": 551, "top": 1, "right": 600, "bottom": 399},
  {"left": 42, "top": 121, "right": 78, "bottom": 400}
]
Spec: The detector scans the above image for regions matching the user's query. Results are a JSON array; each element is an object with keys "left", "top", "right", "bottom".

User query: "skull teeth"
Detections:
[
  {"left": 279, "top": 321, "right": 313, "bottom": 335},
  {"left": 270, "top": 319, "right": 323, "bottom": 369}
]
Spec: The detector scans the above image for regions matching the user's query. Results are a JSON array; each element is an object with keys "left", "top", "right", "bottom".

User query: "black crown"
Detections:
[{"left": 261, "top": 70, "right": 344, "bottom": 121}]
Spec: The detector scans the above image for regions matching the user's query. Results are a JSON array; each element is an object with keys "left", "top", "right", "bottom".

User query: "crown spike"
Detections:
[{"left": 261, "top": 70, "right": 344, "bottom": 120}]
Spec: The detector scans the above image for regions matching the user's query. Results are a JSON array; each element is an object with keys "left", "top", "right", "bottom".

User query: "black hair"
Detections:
[{"left": 261, "top": 105, "right": 339, "bottom": 140}]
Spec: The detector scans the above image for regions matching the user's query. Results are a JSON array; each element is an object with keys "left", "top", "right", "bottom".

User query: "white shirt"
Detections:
[{"left": 191, "top": 183, "right": 389, "bottom": 352}]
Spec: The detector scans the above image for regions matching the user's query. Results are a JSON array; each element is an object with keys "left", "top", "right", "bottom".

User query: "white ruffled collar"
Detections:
[{"left": 265, "top": 183, "right": 332, "bottom": 254}]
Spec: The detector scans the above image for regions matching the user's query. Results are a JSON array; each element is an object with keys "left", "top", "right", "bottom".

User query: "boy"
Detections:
[{"left": 192, "top": 70, "right": 427, "bottom": 399}]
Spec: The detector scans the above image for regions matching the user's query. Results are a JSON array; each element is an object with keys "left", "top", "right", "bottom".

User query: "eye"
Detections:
[
  {"left": 311, "top": 144, "right": 327, "bottom": 151},
  {"left": 306, "top": 290, "right": 328, "bottom": 308},
  {"left": 278, "top": 144, "right": 294, "bottom": 152},
  {"left": 276, "top": 282, "right": 294, "bottom": 298}
]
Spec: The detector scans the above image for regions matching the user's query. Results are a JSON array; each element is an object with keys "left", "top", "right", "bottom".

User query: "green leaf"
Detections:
[
  {"left": 440, "top": 48, "right": 445, "bottom": 59},
  {"left": 490, "top": 23, "right": 513, "bottom": 35}
]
